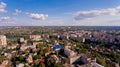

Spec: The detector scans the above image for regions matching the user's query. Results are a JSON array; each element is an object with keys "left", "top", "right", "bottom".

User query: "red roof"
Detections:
[
  {"left": 29, "top": 62, "right": 35, "bottom": 65},
  {"left": 38, "top": 59, "right": 45, "bottom": 63}
]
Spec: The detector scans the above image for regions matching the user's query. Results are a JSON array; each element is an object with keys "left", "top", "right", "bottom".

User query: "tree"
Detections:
[
  {"left": 18, "top": 56, "right": 25, "bottom": 62},
  {"left": 55, "top": 51, "right": 59, "bottom": 56},
  {"left": 46, "top": 58, "right": 54, "bottom": 67},
  {"left": 0, "top": 55, "right": 5, "bottom": 63},
  {"left": 16, "top": 61, "right": 20, "bottom": 64},
  {"left": 39, "top": 63, "right": 45, "bottom": 67},
  {"left": 33, "top": 55, "right": 41, "bottom": 60}
]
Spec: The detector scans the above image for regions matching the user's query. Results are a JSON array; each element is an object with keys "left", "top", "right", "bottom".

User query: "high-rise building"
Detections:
[{"left": 0, "top": 35, "right": 7, "bottom": 46}]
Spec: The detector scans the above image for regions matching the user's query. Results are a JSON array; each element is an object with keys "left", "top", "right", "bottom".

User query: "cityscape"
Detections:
[
  {"left": 0, "top": 0, "right": 120, "bottom": 67},
  {"left": 0, "top": 26, "right": 120, "bottom": 67}
]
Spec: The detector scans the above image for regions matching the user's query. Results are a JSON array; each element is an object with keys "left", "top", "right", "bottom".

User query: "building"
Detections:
[
  {"left": 51, "top": 55, "right": 59, "bottom": 63},
  {"left": 64, "top": 47, "right": 81, "bottom": 64},
  {"left": 26, "top": 54, "right": 33, "bottom": 64},
  {"left": 0, "top": 35, "right": 7, "bottom": 47},
  {"left": 0, "top": 60, "right": 9, "bottom": 67},
  {"left": 78, "top": 62, "right": 104, "bottom": 67},
  {"left": 82, "top": 38, "right": 86, "bottom": 43},
  {"left": 19, "top": 38, "right": 24, "bottom": 43},
  {"left": 111, "top": 62, "right": 119, "bottom": 67},
  {"left": 64, "top": 48, "right": 77, "bottom": 57},
  {"left": 16, "top": 63, "right": 24, "bottom": 67},
  {"left": 53, "top": 44, "right": 62, "bottom": 51},
  {"left": 69, "top": 55, "right": 81, "bottom": 64},
  {"left": 30, "top": 35, "right": 42, "bottom": 41},
  {"left": 90, "top": 62, "right": 104, "bottom": 67}
]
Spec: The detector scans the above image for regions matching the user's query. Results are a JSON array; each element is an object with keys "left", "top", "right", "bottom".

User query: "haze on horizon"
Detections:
[{"left": 0, "top": 0, "right": 120, "bottom": 26}]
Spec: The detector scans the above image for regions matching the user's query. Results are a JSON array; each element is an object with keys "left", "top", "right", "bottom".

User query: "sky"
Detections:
[{"left": 0, "top": 0, "right": 120, "bottom": 26}]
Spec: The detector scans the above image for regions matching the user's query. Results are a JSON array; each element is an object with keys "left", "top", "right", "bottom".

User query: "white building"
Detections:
[
  {"left": 64, "top": 46, "right": 77, "bottom": 57},
  {"left": 30, "top": 35, "right": 42, "bottom": 41},
  {"left": 90, "top": 62, "right": 104, "bottom": 67},
  {"left": 82, "top": 38, "right": 86, "bottom": 43},
  {"left": 26, "top": 54, "right": 33, "bottom": 63},
  {"left": 51, "top": 55, "right": 59, "bottom": 63},
  {"left": 20, "top": 38, "right": 24, "bottom": 43},
  {"left": 64, "top": 48, "right": 77, "bottom": 57},
  {"left": 64, "top": 46, "right": 81, "bottom": 64},
  {"left": 0, "top": 35, "right": 7, "bottom": 47},
  {"left": 16, "top": 63, "right": 24, "bottom": 67}
]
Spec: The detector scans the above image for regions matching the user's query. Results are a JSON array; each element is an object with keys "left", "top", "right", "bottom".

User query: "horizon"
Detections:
[
  {"left": 0, "top": 26, "right": 120, "bottom": 27},
  {"left": 0, "top": 0, "right": 120, "bottom": 26}
]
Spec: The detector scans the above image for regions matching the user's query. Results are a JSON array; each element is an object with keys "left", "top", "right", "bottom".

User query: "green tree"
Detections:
[
  {"left": 18, "top": 56, "right": 25, "bottom": 62},
  {"left": 39, "top": 63, "right": 45, "bottom": 67}
]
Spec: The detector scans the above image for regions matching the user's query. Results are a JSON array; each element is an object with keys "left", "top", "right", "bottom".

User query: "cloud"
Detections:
[
  {"left": 0, "top": 16, "right": 18, "bottom": 23},
  {"left": 0, "top": 2, "right": 7, "bottom": 13},
  {"left": 27, "top": 13, "right": 48, "bottom": 20},
  {"left": 108, "top": 19, "right": 120, "bottom": 23},
  {"left": 13, "top": 9, "right": 22, "bottom": 15},
  {"left": 0, "top": 16, "right": 10, "bottom": 21},
  {"left": 74, "top": 6, "right": 120, "bottom": 20}
]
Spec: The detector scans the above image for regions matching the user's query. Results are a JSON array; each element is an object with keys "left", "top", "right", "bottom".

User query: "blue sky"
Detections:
[{"left": 0, "top": 0, "right": 120, "bottom": 26}]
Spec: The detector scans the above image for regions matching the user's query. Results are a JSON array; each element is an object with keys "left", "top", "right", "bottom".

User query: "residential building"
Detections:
[
  {"left": 26, "top": 54, "right": 33, "bottom": 64},
  {"left": 0, "top": 60, "right": 9, "bottom": 67},
  {"left": 0, "top": 35, "right": 7, "bottom": 47},
  {"left": 30, "top": 35, "right": 42, "bottom": 41},
  {"left": 64, "top": 48, "right": 77, "bottom": 57}
]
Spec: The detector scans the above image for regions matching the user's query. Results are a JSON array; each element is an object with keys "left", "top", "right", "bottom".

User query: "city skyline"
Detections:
[{"left": 0, "top": 0, "right": 120, "bottom": 26}]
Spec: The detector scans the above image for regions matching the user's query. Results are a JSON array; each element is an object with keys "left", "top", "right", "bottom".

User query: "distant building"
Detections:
[
  {"left": 80, "top": 55, "right": 89, "bottom": 64},
  {"left": 0, "top": 35, "right": 7, "bottom": 47},
  {"left": 51, "top": 55, "right": 59, "bottom": 63},
  {"left": 0, "top": 60, "right": 9, "bottom": 67},
  {"left": 7, "top": 45, "right": 17, "bottom": 49},
  {"left": 30, "top": 35, "right": 42, "bottom": 41},
  {"left": 82, "top": 38, "right": 86, "bottom": 43},
  {"left": 90, "top": 62, "right": 104, "bottom": 67},
  {"left": 20, "top": 38, "right": 24, "bottom": 43},
  {"left": 20, "top": 45, "right": 29, "bottom": 51},
  {"left": 59, "top": 35, "right": 69, "bottom": 40},
  {"left": 32, "top": 42, "right": 43, "bottom": 49},
  {"left": 69, "top": 55, "right": 81, "bottom": 64},
  {"left": 78, "top": 62, "right": 104, "bottom": 67},
  {"left": 16, "top": 63, "right": 24, "bottom": 67},
  {"left": 111, "top": 62, "right": 119, "bottom": 67},
  {"left": 26, "top": 54, "right": 33, "bottom": 64}
]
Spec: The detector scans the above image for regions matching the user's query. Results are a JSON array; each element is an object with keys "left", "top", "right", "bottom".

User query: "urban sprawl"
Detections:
[{"left": 0, "top": 26, "right": 120, "bottom": 67}]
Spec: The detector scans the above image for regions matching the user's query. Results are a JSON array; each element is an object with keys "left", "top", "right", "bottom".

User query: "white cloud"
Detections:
[
  {"left": 74, "top": 6, "right": 120, "bottom": 20},
  {"left": 28, "top": 13, "right": 48, "bottom": 20},
  {"left": 0, "top": 2, "right": 7, "bottom": 13},
  {"left": 0, "top": 16, "right": 10, "bottom": 21},
  {"left": 13, "top": 9, "right": 22, "bottom": 15},
  {"left": 0, "top": 16, "right": 18, "bottom": 23}
]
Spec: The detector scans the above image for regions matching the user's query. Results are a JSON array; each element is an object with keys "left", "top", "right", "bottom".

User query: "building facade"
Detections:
[
  {"left": 0, "top": 35, "right": 7, "bottom": 47},
  {"left": 30, "top": 35, "right": 42, "bottom": 41}
]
